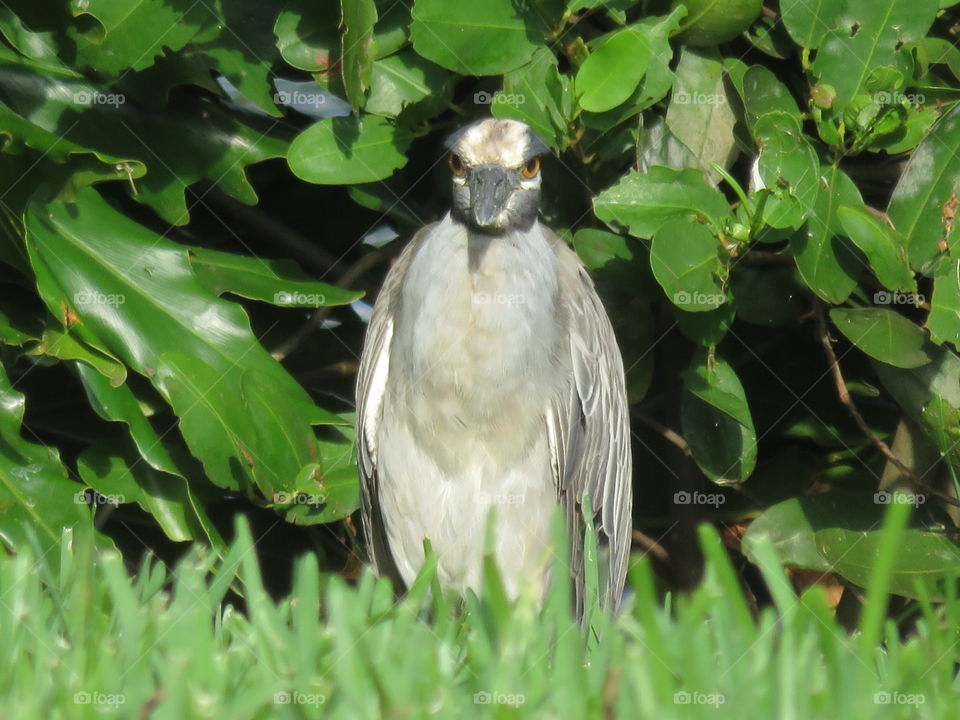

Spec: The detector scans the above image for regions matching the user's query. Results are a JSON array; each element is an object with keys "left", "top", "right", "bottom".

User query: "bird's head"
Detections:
[{"left": 445, "top": 119, "right": 549, "bottom": 234}]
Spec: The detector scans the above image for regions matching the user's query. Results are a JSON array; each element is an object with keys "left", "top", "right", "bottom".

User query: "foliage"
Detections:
[
  {"left": 1, "top": 515, "right": 958, "bottom": 719},
  {"left": 1, "top": 0, "right": 960, "bottom": 640}
]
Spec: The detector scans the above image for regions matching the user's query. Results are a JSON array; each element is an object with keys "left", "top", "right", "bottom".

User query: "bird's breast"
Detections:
[{"left": 389, "top": 216, "right": 567, "bottom": 456}]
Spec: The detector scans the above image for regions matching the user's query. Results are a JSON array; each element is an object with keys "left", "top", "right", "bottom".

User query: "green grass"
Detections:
[{"left": 1, "top": 509, "right": 958, "bottom": 719}]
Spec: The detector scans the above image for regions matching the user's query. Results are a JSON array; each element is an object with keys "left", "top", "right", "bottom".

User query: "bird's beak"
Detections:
[{"left": 469, "top": 165, "right": 514, "bottom": 229}]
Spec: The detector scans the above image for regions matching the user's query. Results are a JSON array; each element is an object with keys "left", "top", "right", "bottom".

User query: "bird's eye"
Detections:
[
  {"left": 521, "top": 156, "right": 540, "bottom": 179},
  {"left": 448, "top": 153, "right": 466, "bottom": 176}
]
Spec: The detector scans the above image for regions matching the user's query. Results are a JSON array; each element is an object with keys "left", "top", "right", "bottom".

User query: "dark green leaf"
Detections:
[
  {"left": 887, "top": 104, "right": 960, "bottom": 274},
  {"left": 754, "top": 112, "right": 819, "bottom": 230},
  {"left": 681, "top": 350, "right": 757, "bottom": 485},
  {"left": 874, "top": 346, "right": 960, "bottom": 478},
  {"left": 790, "top": 165, "right": 863, "bottom": 304},
  {"left": 926, "top": 258, "right": 960, "bottom": 349},
  {"left": 410, "top": 0, "right": 546, "bottom": 75},
  {"left": 665, "top": 47, "right": 736, "bottom": 181},
  {"left": 576, "top": 27, "right": 651, "bottom": 113},
  {"left": 25, "top": 189, "right": 342, "bottom": 512},
  {"left": 288, "top": 115, "right": 412, "bottom": 184},
  {"left": 830, "top": 307, "right": 929, "bottom": 368},
  {"left": 594, "top": 166, "right": 730, "bottom": 239},
  {"left": 0, "top": 362, "right": 97, "bottom": 552},
  {"left": 187, "top": 247, "right": 362, "bottom": 307},
  {"left": 341, "top": 0, "right": 378, "bottom": 110},
  {"left": 743, "top": 492, "right": 960, "bottom": 599},
  {"left": 650, "top": 219, "right": 724, "bottom": 312},
  {"left": 779, "top": 0, "right": 843, "bottom": 49},
  {"left": 836, "top": 205, "right": 915, "bottom": 292}
]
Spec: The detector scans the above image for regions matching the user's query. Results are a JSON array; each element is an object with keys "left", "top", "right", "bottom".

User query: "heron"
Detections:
[{"left": 356, "top": 118, "right": 632, "bottom": 613}]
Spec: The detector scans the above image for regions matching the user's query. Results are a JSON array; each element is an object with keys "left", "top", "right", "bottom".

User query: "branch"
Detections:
[
  {"left": 271, "top": 244, "right": 396, "bottom": 361},
  {"left": 814, "top": 301, "right": 960, "bottom": 508}
]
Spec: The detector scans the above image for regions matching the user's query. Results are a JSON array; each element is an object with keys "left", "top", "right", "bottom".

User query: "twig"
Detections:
[
  {"left": 272, "top": 244, "right": 395, "bottom": 361},
  {"left": 814, "top": 301, "right": 960, "bottom": 508},
  {"left": 632, "top": 530, "right": 670, "bottom": 562},
  {"left": 633, "top": 410, "right": 691, "bottom": 457}
]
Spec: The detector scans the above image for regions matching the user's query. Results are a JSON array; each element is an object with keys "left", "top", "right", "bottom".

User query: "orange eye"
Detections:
[
  {"left": 448, "top": 153, "right": 466, "bottom": 176},
  {"left": 521, "top": 156, "right": 540, "bottom": 179}
]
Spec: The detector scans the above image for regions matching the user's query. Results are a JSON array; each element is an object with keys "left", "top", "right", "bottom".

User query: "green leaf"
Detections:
[
  {"left": 192, "top": 1, "right": 284, "bottom": 116},
  {"left": 492, "top": 47, "right": 567, "bottom": 149},
  {"left": 650, "top": 219, "right": 724, "bottom": 312},
  {"left": 288, "top": 115, "right": 412, "bottom": 185},
  {"left": 576, "top": 27, "right": 651, "bottom": 113},
  {"left": 366, "top": 50, "right": 450, "bottom": 119},
  {"left": 836, "top": 205, "right": 915, "bottom": 292},
  {"left": 0, "top": 64, "right": 288, "bottom": 224},
  {"left": 811, "top": 0, "right": 939, "bottom": 111},
  {"left": 77, "top": 442, "right": 201, "bottom": 543},
  {"left": 593, "top": 166, "right": 730, "bottom": 240},
  {"left": 754, "top": 112, "right": 819, "bottom": 230},
  {"left": 341, "top": 0, "right": 377, "bottom": 110},
  {"left": 28, "top": 326, "right": 126, "bottom": 387},
  {"left": 830, "top": 307, "right": 930, "bottom": 368},
  {"left": 741, "top": 65, "right": 800, "bottom": 129},
  {"left": 926, "top": 258, "right": 960, "bottom": 349},
  {"left": 742, "top": 492, "right": 960, "bottom": 599},
  {"left": 0, "top": 361, "right": 96, "bottom": 551},
  {"left": 25, "top": 189, "right": 342, "bottom": 512},
  {"left": 665, "top": 47, "right": 736, "bottom": 182},
  {"left": 887, "top": 104, "right": 960, "bottom": 274},
  {"left": 672, "top": 0, "right": 763, "bottom": 46},
  {"left": 573, "top": 229, "right": 631, "bottom": 271},
  {"left": 67, "top": 0, "right": 215, "bottom": 74},
  {"left": 681, "top": 350, "right": 757, "bottom": 485},
  {"left": 274, "top": 0, "right": 339, "bottom": 73},
  {"left": 75, "top": 363, "right": 182, "bottom": 478},
  {"left": 790, "top": 165, "right": 863, "bottom": 304},
  {"left": 874, "top": 346, "right": 960, "bottom": 478},
  {"left": 281, "top": 426, "right": 359, "bottom": 524},
  {"left": 410, "top": 0, "right": 546, "bottom": 75},
  {"left": 779, "top": 0, "right": 843, "bottom": 49},
  {"left": 187, "top": 247, "right": 362, "bottom": 307}
]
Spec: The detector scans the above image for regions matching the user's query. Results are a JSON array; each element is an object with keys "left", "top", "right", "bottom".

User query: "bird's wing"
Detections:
[
  {"left": 546, "top": 233, "right": 632, "bottom": 614},
  {"left": 355, "top": 225, "right": 432, "bottom": 589}
]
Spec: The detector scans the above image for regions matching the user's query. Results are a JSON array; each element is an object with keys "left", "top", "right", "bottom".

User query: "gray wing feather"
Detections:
[
  {"left": 549, "top": 235, "right": 633, "bottom": 614},
  {"left": 355, "top": 226, "right": 432, "bottom": 589}
]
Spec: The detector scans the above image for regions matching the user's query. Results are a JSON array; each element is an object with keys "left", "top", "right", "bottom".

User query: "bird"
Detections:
[{"left": 356, "top": 118, "right": 632, "bottom": 613}]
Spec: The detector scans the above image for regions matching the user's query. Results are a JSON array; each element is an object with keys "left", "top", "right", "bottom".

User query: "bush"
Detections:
[{"left": 1, "top": 0, "right": 960, "bottom": 692}]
